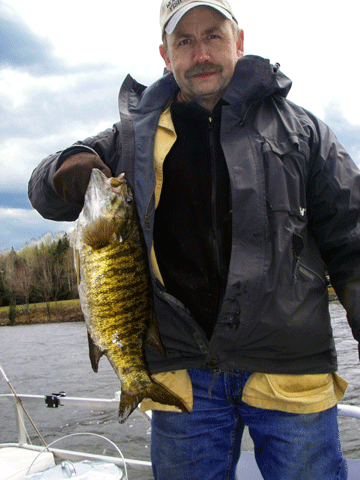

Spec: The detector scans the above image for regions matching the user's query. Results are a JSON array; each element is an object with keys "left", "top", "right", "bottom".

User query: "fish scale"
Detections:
[{"left": 73, "top": 168, "right": 190, "bottom": 423}]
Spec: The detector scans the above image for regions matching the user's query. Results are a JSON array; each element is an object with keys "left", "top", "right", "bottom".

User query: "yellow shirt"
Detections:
[{"left": 140, "top": 106, "right": 348, "bottom": 415}]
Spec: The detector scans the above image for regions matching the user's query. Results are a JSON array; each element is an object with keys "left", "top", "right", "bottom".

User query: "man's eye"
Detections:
[
  {"left": 179, "top": 39, "right": 190, "bottom": 46},
  {"left": 209, "top": 34, "right": 219, "bottom": 40}
]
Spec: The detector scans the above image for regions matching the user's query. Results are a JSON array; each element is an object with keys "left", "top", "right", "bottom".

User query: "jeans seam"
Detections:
[
  {"left": 337, "top": 458, "right": 348, "bottom": 479},
  {"left": 224, "top": 408, "right": 239, "bottom": 480}
]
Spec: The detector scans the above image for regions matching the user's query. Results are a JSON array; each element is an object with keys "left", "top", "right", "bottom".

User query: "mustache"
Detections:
[{"left": 185, "top": 63, "right": 223, "bottom": 79}]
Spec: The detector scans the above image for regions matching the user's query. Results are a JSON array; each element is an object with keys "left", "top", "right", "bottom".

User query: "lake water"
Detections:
[{"left": 0, "top": 301, "right": 359, "bottom": 479}]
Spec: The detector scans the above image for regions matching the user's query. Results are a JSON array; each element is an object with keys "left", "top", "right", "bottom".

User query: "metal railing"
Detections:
[
  {"left": 0, "top": 392, "right": 152, "bottom": 469},
  {"left": 1, "top": 390, "right": 360, "bottom": 471}
]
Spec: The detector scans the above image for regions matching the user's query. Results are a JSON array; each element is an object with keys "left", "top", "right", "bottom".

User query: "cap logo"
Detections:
[{"left": 166, "top": 0, "right": 184, "bottom": 13}]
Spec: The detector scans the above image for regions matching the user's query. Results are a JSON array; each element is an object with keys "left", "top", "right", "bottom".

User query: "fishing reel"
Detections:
[{"left": 44, "top": 391, "right": 66, "bottom": 408}]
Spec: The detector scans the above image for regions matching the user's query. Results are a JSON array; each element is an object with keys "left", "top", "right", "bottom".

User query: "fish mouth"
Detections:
[{"left": 88, "top": 169, "right": 127, "bottom": 204}]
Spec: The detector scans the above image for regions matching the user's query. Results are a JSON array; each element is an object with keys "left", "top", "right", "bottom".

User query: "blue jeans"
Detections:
[{"left": 151, "top": 369, "right": 347, "bottom": 480}]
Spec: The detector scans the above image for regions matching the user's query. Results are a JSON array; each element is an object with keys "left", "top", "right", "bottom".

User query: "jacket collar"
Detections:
[
  {"left": 119, "top": 55, "right": 292, "bottom": 115},
  {"left": 223, "top": 55, "right": 292, "bottom": 108}
]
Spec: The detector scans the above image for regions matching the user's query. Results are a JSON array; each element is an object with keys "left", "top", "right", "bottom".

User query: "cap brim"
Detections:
[{"left": 165, "top": 3, "right": 233, "bottom": 35}]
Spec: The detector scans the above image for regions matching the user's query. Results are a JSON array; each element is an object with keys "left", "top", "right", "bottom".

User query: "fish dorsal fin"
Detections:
[{"left": 82, "top": 218, "right": 115, "bottom": 249}]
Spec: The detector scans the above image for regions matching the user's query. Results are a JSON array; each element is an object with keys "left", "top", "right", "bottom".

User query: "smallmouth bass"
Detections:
[{"left": 72, "top": 168, "right": 190, "bottom": 423}]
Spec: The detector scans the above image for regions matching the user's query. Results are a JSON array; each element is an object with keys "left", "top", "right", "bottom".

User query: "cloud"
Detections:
[
  {"left": 0, "top": 1, "right": 116, "bottom": 76},
  {"left": 0, "top": 67, "right": 122, "bottom": 139},
  {"left": 0, "top": 207, "right": 74, "bottom": 252},
  {"left": 0, "top": 1, "right": 65, "bottom": 74},
  {"left": 1, "top": 0, "right": 359, "bottom": 253},
  {"left": 0, "top": 67, "right": 125, "bottom": 194},
  {"left": 0, "top": 192, "right": 30, "bottom": 209},
  {"left": 323, "top": 101, "right": 360, "bottom": 168},
  {"left": 0, "top": 1, "right": 162, "bottom": 197}
]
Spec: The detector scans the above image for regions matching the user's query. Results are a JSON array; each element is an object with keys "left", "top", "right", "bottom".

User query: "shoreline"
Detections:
[
  {"left": 0, "top": 303, "right": 84, "bottom": 327},
  {"left": 0, "top": 288, "right": 339, "bottom": 327}
]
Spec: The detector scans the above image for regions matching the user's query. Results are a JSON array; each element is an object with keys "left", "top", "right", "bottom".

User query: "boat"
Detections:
[
  {"left": 0, "top": 388, "right": 150, "bottom": 480},
  {"left": 1, "top": 369, "right": 360, "bottom": 479}
]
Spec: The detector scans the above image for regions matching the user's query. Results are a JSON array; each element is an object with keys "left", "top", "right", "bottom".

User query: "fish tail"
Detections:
[{"left": 118, "top": 379, "right": 191, "bottom": 423}]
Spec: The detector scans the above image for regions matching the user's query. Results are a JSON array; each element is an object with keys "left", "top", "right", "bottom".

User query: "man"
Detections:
[{"left": 28, "top": 0, "right": 359, "bottom": 478}]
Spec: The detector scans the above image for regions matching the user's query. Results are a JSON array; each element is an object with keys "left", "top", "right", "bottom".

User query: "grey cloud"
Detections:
[
  {"left": 0, "top": 192, "right": 31, "bottom": 209},
  {"left": 323, "top": 102, "right": 360, "bottom": 167},
  {"left": 0, "top": 68, "right": 124, "bottom": 142},
  {"left": 0, "top": 207, "right": 74, "bottom": 252},
  {"left": 0, "top": 1, "right": 65, "bottom": 74},
  {"left": 0, "top": 1, "right": 155, "bottom": 143},
  {"left": 0, "top": 1, "right": 113, "bottom": 75}
]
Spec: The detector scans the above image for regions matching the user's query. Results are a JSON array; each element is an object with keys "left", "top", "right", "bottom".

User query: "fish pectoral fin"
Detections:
[
  {"left": 146, "top": 311, "right": 166, "bottom": 357},
  {"left": 118, "top": 379, "right": 191, "bottom": 424},
  {"left": 87, "top": 332, "right": 104, "bottom": 372},
  {"left": 75, "top": 250, "right": 81, "bottom": 285},
  {"left": 82, "top": 218, "right": 115, "bottom": 249}
]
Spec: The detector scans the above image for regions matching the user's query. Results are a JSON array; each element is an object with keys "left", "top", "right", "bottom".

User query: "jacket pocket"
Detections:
[
  {"left": 295, "top": 260, "right": 328, "bottom": 286},
  {"left": 242, "top": 372, "right": 348, "bottom": 414},
  {"left": 262, "top": 137, "right": 308, "bottom": 221}
]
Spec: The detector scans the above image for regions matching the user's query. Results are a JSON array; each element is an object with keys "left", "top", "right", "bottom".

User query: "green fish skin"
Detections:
[{"left": 73, "top": 169, "right": 190, "bottom": 423}]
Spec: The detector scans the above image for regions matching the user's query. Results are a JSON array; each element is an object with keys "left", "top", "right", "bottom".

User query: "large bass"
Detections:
[{"left": 72, "top": 168, "right": 189, "bottom": 423}]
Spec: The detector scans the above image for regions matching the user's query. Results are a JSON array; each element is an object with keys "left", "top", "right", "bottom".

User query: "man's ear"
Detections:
[
  {"left": 159, "top": 44, "right": 173, "bottom": 73},
  {"left": 237, "top": 29, "right": 245, "bottom": 58}
]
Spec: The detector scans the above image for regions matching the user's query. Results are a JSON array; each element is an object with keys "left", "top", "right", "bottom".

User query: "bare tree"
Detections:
[
  {"left": 12, "top": 262, "right": 34, "bottom": 322},
  {"left": 33, "top": 252, "right": 54, "bottom": 321}
]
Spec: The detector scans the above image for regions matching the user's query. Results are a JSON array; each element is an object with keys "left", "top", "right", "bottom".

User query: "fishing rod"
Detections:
[{"left": 0, "top": 364, "right": 47, "bottom": 448}]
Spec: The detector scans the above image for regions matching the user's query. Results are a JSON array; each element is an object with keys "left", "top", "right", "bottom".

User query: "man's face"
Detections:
[{"left": 160, "top": 6, "right": 244, "bottom": 112}]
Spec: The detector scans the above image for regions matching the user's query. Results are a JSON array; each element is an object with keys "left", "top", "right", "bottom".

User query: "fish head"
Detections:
[{"left": 77, "top": 169, "right": 135, "bottom": 249}]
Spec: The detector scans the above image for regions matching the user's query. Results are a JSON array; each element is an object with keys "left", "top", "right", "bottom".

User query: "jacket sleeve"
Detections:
[
  {"left": 306, "top": 114, "right": 360, "bottom": 346},
  {"left": 28, "top": 123, "right": 122, "bottom": 222}
]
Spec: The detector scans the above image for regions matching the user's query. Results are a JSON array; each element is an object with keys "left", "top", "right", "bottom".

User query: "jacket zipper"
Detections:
[
  {"left": 298, "top": 261, "right": 327, "bottom": 285},
  {"left": 144, "top": 187, "right": 155, "bottom": 231},
  {"left": 292, "top": 250, "right": 327, "bottom": 286},
  {"left": 208, "top": 116, "right": 222, "bottom": 286}
]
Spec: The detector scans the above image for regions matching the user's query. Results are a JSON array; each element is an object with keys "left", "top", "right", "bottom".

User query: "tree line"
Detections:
[{"left": 0, "top": 233, "right": 78, "bottom": 322}]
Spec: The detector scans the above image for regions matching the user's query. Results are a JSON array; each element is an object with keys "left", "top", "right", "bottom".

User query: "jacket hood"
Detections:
[
  {"left": 120, "top": 55, "right": 292, "bottom": 115},
  {"left": 223, "top": 55, "right": 292, "bottom": 108}
]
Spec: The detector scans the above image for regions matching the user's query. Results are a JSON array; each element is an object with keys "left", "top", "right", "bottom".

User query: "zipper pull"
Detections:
[
  {"left": 144, "top": 214, "right": 151, "bottom": 231},
  {"left": 293, "top": 256, "right": 301, "bottom": 283}
]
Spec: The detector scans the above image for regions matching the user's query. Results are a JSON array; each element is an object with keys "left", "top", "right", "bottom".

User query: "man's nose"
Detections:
[{"left": 191, "top": 41, "right": 210, "bottom": 63}]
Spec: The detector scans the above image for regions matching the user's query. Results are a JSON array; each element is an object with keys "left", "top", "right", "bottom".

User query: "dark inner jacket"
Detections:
[{"left": 154, "top": 100, "right": 231, "bottom": 339}]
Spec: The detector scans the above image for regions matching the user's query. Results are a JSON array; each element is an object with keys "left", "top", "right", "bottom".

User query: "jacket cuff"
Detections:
[{"left": 55, "top": 145, "right": 100, "bottom": 171}]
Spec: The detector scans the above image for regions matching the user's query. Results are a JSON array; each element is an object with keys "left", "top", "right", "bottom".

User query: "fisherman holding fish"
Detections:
[{"left": 29, "top": 0, "right": 360, "bottom": 478}]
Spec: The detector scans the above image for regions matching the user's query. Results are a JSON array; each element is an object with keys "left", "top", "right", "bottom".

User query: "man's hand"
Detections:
[{"left": 52, "top": 152, "right": 112, "bottom": 206}]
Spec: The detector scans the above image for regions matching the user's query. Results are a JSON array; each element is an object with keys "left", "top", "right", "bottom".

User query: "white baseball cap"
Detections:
[{"left": 160, "top": 0, "right": 238, "bottom": 36}]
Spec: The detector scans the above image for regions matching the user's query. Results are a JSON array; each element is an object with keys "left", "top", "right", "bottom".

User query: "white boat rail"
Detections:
[
  {"left": 338, "top": 403, "right": 360, "bottom": 419},
  {"left": 0, "top": 392, "right": 152, "bottom": 470},
  {"left": 1, "top": 391, "right": 360, "bottom": 478}
]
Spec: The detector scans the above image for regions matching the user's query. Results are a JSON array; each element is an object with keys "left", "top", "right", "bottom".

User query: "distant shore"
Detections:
[
  {"left": 0, "top": 303, "right": 84, "bottom": 327},
  {"left": 0, "top": 288, "right": 339, "bottom": 327}
]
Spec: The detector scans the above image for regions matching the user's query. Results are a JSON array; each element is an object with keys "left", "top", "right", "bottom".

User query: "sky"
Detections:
[{"left": 0, "top": 0, "right": 359, "bottom": 252}]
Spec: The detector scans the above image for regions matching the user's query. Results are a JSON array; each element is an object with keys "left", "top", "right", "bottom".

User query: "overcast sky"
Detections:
[{"left": 1, "top": 0, "right": 359, "bottom": 252}]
